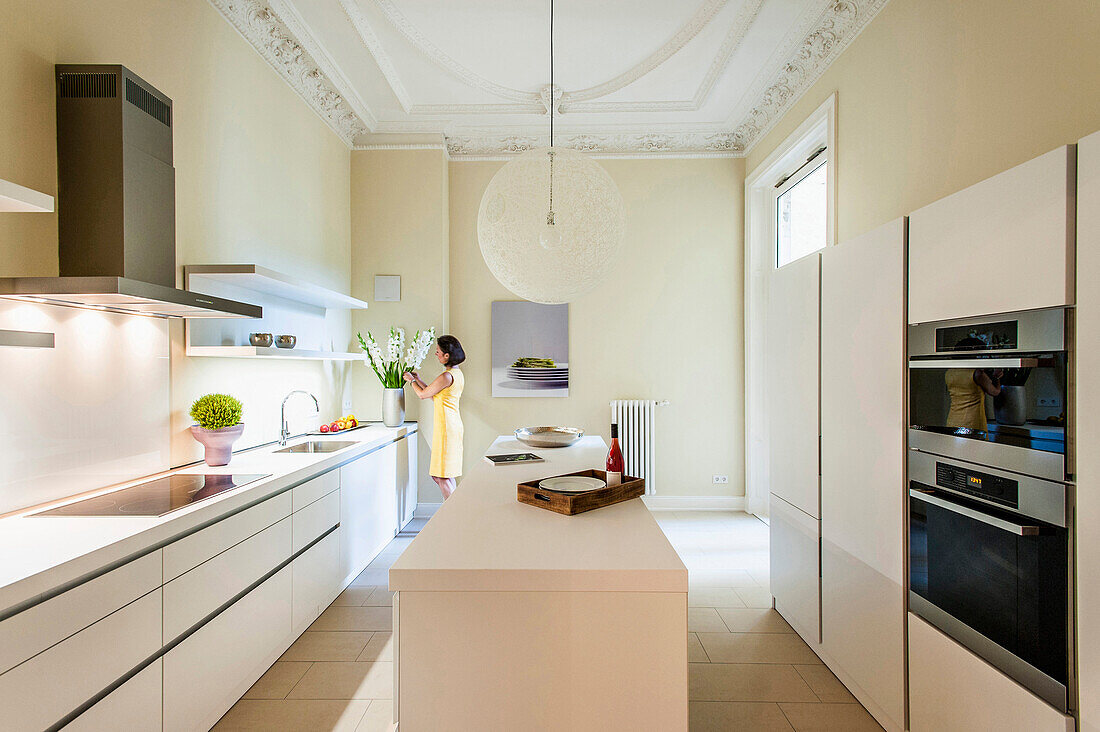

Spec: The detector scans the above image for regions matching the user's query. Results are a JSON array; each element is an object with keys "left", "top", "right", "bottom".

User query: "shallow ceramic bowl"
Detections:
[
  {"left": 249, "top": 333, "right": 273, "bottom": 347},
  {"left": 514, "top": 426, "right": 584, "bottom": 448},
  {"left": 275, "top": 334, "right": 297, "bottom": 349}
]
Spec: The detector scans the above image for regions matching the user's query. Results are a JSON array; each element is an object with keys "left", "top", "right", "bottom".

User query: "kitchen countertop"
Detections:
[
  {"left": 0, "top": 423, "right": 417, "bottom": 616},
  {"left": 388, "top": 435, "right": 687, "bottom": 593}
]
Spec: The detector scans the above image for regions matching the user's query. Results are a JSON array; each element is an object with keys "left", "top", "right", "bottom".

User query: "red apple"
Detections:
[
  {"left": 330, "top": 421, "right": 340, "bottom": 432},
  {"left": 319, "top": 424, "right": 330, "bottom": 433}
]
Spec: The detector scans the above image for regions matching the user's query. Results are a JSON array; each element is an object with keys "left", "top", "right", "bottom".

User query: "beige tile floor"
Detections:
[{"left": 215, "top": 512, "right": 882, "bottom": 731}]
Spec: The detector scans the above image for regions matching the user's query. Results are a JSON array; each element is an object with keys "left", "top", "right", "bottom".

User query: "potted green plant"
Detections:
[{"left": 189, "top": 393, "right": 244, "bottom": 466}]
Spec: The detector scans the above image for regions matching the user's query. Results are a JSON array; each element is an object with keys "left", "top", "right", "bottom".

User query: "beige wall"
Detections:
[
  {"left": 746, "top": 0, "right": 1100, "bottom": 244},
  {"left": 0, "top": 0, "right": 352, "bottom": 467},
  {"left": 449, "top": 158, "right": 745, "bottom": 497},
  {"left": 351, "top": 149, "right": 449, "bottom": 502}
]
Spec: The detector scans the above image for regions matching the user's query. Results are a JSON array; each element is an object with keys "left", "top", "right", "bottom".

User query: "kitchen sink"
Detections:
[{"left": 274, "top": 440, "right": 358, "bottom": 454}]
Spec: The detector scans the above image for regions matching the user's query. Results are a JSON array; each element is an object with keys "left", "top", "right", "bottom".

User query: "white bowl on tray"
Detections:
[{"left": 514, "top": 426, "right": 584, "bottom": 448}]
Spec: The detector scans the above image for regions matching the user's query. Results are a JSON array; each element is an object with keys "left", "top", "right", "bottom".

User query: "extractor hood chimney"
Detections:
[{"left": 0, "top": 65, "right": 261, "bottom": 319}]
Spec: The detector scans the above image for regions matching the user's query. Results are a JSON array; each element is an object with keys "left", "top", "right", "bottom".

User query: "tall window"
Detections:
[{"left": 775, "top": 149, "right": 827, "bottom": 267}]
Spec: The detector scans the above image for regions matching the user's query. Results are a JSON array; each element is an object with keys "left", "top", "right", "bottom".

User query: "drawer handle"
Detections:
[{"left": 534, "top": 493, "right": 552, "bottom": 502}]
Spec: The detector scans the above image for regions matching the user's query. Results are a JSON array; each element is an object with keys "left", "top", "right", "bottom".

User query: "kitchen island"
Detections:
[{"left": 389, "top": 435, "right": 688, "bottom": 731}]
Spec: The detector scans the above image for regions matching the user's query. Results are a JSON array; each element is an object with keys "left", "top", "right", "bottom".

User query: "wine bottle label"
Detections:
[{"left": 606, "top": 471, "right": 622, "bottom": 487}]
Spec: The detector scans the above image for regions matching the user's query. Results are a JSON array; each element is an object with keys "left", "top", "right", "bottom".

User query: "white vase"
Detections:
[
  {"left": 382, "top": 387, "right": 406, "bottom": 428},
  {"left": 189, "top": 424, "right": 244, "bottom": 466}
]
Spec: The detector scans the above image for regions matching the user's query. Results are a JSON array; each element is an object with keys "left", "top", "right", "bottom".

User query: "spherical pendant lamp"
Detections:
[
  {"left": 475, "top": 0, "right": 626, "bottom": 304},
  {"left": 477, "top": 147, "right": 625, "bottom": 304}
]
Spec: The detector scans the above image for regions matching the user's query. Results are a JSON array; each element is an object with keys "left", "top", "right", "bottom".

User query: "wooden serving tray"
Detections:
[{"left": 517, "top": 469, "right": 645, "bottom": 516}]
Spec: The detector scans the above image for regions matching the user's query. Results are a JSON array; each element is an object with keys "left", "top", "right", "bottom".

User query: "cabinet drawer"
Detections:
[
  {"left": 0, "top": 550, "right": 161, "bottom": 674},
  {"left": 293, "top": 488, "right": 340, "bottom": 554},
  {"left": 163, "top": 567, "right": 292, "bottom": 732},
  {"left": 164, "top": 491, "right": 290, "bottom": 581},
  {"left": 63, "top": 658, "right": 161, "bottom": 732},
  {"left": 163, "top": 516, "right": 291, "bottom": 642},
  {"left": 292, "top": 469, "right": 340, "bottom": 511},
  {"left": 770, "top": 494, "right": 821, "bottom": 644},
  {"left": 292, "top": 528, "right": 342, "bottom": 630},
  {"left": 0, "top": 589, "right": 162, "bottom": 732}
]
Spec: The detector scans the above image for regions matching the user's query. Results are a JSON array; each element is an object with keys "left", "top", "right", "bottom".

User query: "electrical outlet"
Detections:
[
  {"left": 712, "top": 475, "right": 729, "bottom": 484},
  {"left": 1039, "top": 397, "right": 1062, "bottom": 408},
  {"left": 343, "top": 398, "right": 353, "bottom": 412}
]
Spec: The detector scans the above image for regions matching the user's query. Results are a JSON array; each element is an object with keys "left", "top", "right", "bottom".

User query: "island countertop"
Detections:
[{"left": 389, "top": 435, "right": 687, "bottom": 593}]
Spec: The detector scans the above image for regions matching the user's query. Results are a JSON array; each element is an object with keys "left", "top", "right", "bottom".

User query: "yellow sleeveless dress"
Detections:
[
  {"left": 430, "top": 368, "right": 464, "bottom": 478},
  {"left": 945, "top": 368, "right": 988, "bottom": 431}
]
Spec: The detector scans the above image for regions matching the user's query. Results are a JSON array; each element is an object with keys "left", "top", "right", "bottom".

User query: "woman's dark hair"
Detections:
[{"left": 437, "top": 335, "right": 465, "bottom": 366}]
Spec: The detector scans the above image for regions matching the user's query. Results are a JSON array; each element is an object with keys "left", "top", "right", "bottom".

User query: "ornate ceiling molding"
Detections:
[
  {"left": 731, "top": 0, "right": 889, "bottom": 152},
  {"left": 208, "top": 0, "right": 369, "bottom": 144},
  {"left": 445, "top": 129, "right": 741, "bottom": 159}
]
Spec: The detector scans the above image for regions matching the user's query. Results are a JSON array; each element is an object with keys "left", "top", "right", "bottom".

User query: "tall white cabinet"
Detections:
[
  {"left": 766, "top": 252, "right": 821, "bottom": 642},
  {"left": 1075, "top": 129, "right": 1100, "bottom": 732},
  {"left": 820, "top": 219, "right": 907, "bottom": 732}
]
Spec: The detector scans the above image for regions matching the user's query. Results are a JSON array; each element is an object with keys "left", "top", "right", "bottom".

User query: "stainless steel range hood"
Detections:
[{"left": 0, "top": 65, "right": 260, "bottom": 319}]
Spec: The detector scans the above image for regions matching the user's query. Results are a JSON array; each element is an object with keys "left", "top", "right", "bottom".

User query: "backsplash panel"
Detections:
[{"left": 0, "top": 300, "right": 170, "bottom": 514}]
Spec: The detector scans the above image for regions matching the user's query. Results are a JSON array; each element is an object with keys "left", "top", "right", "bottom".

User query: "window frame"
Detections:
[{"left": 774, "top": 152, "right": 829, "bottom": 268}]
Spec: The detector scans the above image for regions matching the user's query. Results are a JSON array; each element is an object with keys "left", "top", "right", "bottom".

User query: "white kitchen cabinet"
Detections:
[
  {"left": 163, "top": 490, "right": 291, "bottom": 581},
  {"left": 766, "top": 252, "right": 821, "bottom": 518},
  {"left": 163, "top": 516, "right": 291, "bottom": 641},
  {"left": 0, "top": 549, "right": 161, "bottom": 674},
  {"left": 1076, "top": 128, "right": 1100, "bottom": 732},
  {"left": 908, "top": 145, "right": 1075, "bottom": 324},
  {"left": 819, "top": 218, "right": 906, "bottom": 731},
  {"left": 63, "top": 659, "right": 161, "bottom": 732},
  {"left": 340, "top": 442, "right": 399, "bottom": 585},
  {"left": 291, "top": 469, "right": 340, "bottom": 512},
  {"left": 0, "top": 589, "right": 162, "bottom": 732},
  {"left": 163, "top": 566, "right": 293, "bottom": 732},
  {"left": 396, "top": 428, "right": 418, "bottom": 529},
  {"left": 769, "top": 494, "right": 820, "bottom": 643},
  {"left": 292, "top": 488, "right": 340, "bottom": 554},
  {"left": 908, "top": 613, "right": 1072, "bottom": 732},
  {"left": 292, "top": 528, "right": 342, "bottom": 631}
]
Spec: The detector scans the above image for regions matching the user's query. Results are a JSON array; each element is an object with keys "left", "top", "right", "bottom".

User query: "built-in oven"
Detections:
[{"left": 908, "top": 306, "right": 1074, "bottom": 712}]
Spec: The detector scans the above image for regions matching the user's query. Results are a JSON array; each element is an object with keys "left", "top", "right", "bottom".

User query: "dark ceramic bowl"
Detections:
[
  {"left": 275, "top": 334, "right": 297, "bottom": 349},
  {"left": 249, "top": 333, "right": 273, "bottom": 347}
]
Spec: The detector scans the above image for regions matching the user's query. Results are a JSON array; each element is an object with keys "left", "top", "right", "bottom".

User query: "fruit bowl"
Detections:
[{"left": 514, "top": 426, "right": 584, "bottom": 448}]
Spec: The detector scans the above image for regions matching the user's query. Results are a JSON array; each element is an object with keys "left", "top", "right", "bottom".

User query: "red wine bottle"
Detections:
[{"left": 606, "top": 423, "right": 624, "bottom": 487}]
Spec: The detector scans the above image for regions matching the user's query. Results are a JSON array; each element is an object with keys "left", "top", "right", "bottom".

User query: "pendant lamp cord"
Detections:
[{"left": 547, "top": 0, "right": 555, "bottom": 223}]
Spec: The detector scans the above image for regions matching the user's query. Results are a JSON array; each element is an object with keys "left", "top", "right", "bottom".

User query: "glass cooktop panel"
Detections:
[{"left": 31, "top": 474, "right": 270, "bottom": 517}]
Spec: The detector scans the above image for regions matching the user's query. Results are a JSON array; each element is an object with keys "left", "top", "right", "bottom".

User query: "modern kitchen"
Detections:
[{"left": 1, "top": 1, "right": 1099, "bottom": 731}]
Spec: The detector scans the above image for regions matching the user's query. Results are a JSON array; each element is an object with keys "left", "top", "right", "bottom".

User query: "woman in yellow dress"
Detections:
[{"left": 404, "top": 335, "right": 465, "bottom": 499}]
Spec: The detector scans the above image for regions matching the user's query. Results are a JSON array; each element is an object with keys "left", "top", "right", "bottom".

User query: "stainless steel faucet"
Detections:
[{"left": 280, "top": 390, "right": 320, "bottom": 446}]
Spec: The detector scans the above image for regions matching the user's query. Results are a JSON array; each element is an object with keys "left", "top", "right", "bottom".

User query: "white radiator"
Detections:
[{"left": 609, "top": 400, "right": 668, "bottom": 496}]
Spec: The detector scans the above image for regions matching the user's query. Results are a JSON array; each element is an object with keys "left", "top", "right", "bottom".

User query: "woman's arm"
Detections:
[
  {"left": 973, "top": 368, "right": 1002, "bottom": 397},
  {"left": 405, "top": 370, "right": 453, "bottom": 400}
]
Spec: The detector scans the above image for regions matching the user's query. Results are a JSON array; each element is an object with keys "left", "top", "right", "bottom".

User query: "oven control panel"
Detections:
[{"left": 935, "top": 461, "right": 1019, "bottom": 508}]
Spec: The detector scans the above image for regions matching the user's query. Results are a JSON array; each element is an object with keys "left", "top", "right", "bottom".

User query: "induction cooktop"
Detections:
[{"left": 31, "top": 473, "right": 271, "bottom": 517}]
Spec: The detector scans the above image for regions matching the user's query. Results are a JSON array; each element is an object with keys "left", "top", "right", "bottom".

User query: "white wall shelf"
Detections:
[
  {"left": 185, "top": 265, "right": 369, "bottom": 310},
  {"left": 0, "top": 178, "right": 54, "bottom": 213},
  {"left": 185, "top": 346, "right": 363, "bottom": 361}
]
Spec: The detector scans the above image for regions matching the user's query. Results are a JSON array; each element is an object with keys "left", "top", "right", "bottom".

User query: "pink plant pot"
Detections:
[{"left": 189, "top": 424, "right": 244, "bottom": 466}]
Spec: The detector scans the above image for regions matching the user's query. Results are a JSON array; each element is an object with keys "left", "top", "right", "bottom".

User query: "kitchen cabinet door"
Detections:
[
  {"left": 766, "top": 252, "right": 820, "bottom": 518},
  {"left": 292, "top": 528, "right": 342, "bottom": 631},
  {"left": 340, "top": 442, "right": 398, "bottom": 585},
  {"left": 820, "top": 218, "right": 906, "bottom": 731},
  {"left": 64, "top": 659, "right": 161, "bottom": 732},
  {"left": 908, "top": 145, "right": 1075, "bottom": 324},
  {"left": 396, "top": 429, "right": 418, "bottom": 529},
  {"left": 1075, "top": 128, "right": 1100, "bottom": 732},
  {"left": 163, "top": 566, "right": 292, "bottom": 732},
  {"left": 770, "top": 494, "right": 820, "bottom": 644},
  {"left": 908, "top": 614, "right": 1072, "bottom": 732}
]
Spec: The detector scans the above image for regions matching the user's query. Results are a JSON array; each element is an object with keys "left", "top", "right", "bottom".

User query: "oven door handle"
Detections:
[
  {"left": 909, "top": 489, "right": 1041, "bottom": 536},
  {"left": 908, "top": 357, "right": 1040, "bottom": 369}
]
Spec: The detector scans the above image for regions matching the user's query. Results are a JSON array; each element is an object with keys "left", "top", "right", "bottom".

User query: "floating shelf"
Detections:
[
  {"left": 185, "top": 346, "right": 364, "bottom": 361},
  {"left": 0, "top": 178, "right": 54, "bottom": 213},
  {"left": 184, "top": 265, "right": 369, "bottom": 310}
]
